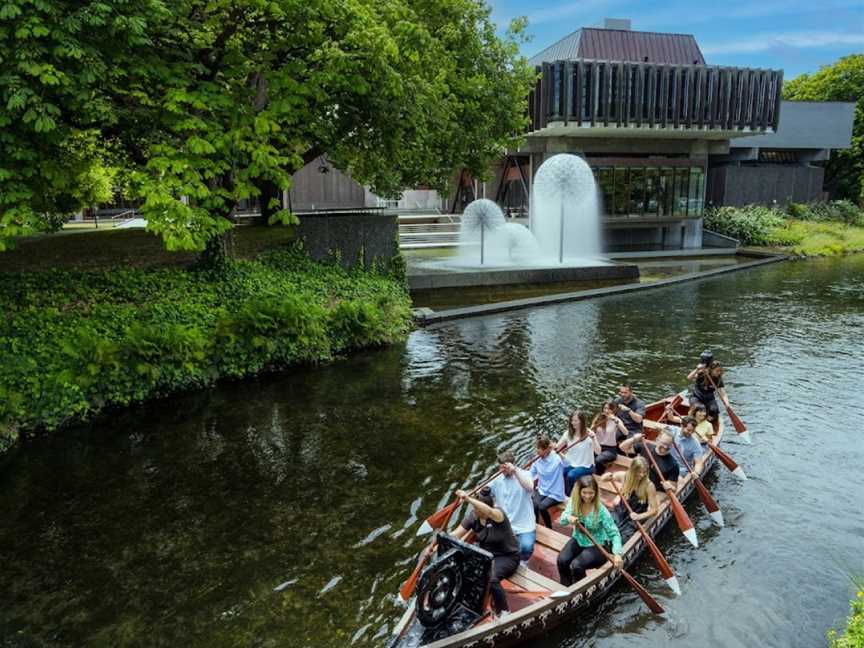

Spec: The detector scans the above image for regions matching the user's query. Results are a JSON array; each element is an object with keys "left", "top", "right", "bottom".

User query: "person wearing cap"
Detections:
[
  {"left": 452, "top": 487, "right": 520, "bottom": 616},
  {"left": 687, "top": 352, "right": 729, "bottom": 424}
]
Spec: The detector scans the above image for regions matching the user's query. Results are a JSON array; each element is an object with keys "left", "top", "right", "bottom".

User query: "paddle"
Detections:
[
  {"left": 669, "top": 438, "right": 724, "bottom": 527},
  {"left": 708, "top": 442, "right": 748, "bottom": 480},
  {"left": 703, "top": 371, "right": 751, "bottom": 444},
  {"left": 572, "top": 519, "right": 665, "bottom": 614},
  {"left": 608, "top": 478, "right": 681, "bottom": 595},
  {"left": 644, "top": 417, "right": 748, "bottom": 482},
  {"left": 639, "top": 436, "right": 699, "bottom": 548}
]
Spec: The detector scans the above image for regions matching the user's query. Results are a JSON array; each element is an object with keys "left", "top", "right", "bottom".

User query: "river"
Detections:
[{"left": 1, "top": 255, "right": 863, "bottom": 648}]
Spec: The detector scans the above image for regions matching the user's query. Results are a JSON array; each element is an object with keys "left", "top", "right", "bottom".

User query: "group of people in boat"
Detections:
[{"left": 450, "top": 353, "right": 729, "bottom": 617}]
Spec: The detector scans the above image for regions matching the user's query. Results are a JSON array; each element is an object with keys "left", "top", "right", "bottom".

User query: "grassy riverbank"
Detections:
[
  {"left": 829, "top": 587, "right": 864, "bottom": 647},
  {"left": 705, "top": 201, "right": 864, "bottom": 257},
  {"left": 0, "top": 230, "right": 411, "bottom": 453}
]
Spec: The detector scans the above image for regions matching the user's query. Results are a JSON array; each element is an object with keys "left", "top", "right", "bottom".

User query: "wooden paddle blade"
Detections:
[
  {"left": 399, "top": 559, "right": 426, "bottom": 601},
  {"left": 645, "top": 534, "right": 675, "bottom": 580},
  {"left": 621, "top": 569, "right": 665, "bottom": 614},
  {"left": 417, "top": 501, "right": 458, "bottom": 536},
  {"left": 667, "top": 492, "right": 698, "bottom": 548},
  {"left": 710, "top": 445, "right": 748, "bottom": 480},
  {"left": 726, "top": 404, "right": 748, "bottom": 434},
  {"left": 693, "top": 478, "right": 724, "bottom": 527}
]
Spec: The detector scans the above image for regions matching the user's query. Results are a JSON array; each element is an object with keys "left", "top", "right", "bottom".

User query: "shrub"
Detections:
[
  {"left": 828, "top": 588, "right": 864, "bottom": 648},
  {"left": 703, "top": 205, "right": 787, "bottom": 245},
  {"left": 785, "top": 201, "right": 864, "bottom": 226},
  {"left": 0, "top": 247, "right": 412, "bottom": 447}
]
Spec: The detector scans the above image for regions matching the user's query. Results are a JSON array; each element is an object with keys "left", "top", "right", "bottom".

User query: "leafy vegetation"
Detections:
[
  {"left": 0, "top": 0, "right": 535, "bottom": 256},
  {"left": 784, "top": 54, "right": 864, "bottom": 204},
  {"left": 704, "top": 201, "right": 864, "bottom": 255},
  {"left": 0, "top": 245, "right": 411, "bottom": 452},
  {"left": 828, "top": 587, "right": 864, "bottom": 648}
]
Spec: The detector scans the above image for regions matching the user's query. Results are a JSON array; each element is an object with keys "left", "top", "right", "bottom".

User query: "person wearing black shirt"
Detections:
[
  {"left": 613, "top": 383, "right": 645, "bottom": 438},
  {"left": 687, "top": 361, "right": 729, "bottom": 423},
  {"left": 452, "top": 487, "right": 520, "bottom": 615},
  {"left": 619, "top": 431, "right": 680, "bottom": 492}
]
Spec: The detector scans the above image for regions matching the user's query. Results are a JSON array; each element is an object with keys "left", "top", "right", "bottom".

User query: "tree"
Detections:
[
  {"left": 0, "top": 0, "right": 535, "bottom": 262},
  {"left": 784, "top": 54, "right": 864, "bottom": 204}
]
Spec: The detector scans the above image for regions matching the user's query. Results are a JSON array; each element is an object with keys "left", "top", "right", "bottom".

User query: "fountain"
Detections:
[
  {"left": 455, "top": 154, "right": 601, "bottom": 267},
  {"left": 408, "top": 154, "right": 638, "bottom": 292}
]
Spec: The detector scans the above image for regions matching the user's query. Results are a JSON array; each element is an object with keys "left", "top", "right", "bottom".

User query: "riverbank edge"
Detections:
[
  {"left": 413, "top": 252, "right": 787, "bottom": 326},
  {"left": 0, "top": 249, "right": 412, "bottom": 455}
]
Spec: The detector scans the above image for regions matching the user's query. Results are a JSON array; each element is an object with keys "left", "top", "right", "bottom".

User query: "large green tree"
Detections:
[
  {"left": 0, "top": 0, "right": 534, "bottom": 257},
  {"left": 784, "top": 54, "right": 864, "bottom": 204}
]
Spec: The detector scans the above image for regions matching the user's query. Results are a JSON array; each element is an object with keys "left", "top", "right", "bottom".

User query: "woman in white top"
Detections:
[
  {"left": 591, "top": 400, "right": 629, "bottom": 476},
  {"left": 556, "top": 410, "right": 600, "bottom": 496}
]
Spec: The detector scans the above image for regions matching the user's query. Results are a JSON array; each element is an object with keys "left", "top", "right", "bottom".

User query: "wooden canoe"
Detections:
[{"left": 388, "top": 395, "right": 724, "bottom": 648}]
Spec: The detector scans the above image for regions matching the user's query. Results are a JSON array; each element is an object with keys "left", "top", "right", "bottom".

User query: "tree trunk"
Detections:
[{"left": 197, "top": 223, "right": 235, "bottom": 272}]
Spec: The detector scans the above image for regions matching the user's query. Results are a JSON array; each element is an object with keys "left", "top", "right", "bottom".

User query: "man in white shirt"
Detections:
[{"left": 489, "top": 450, "right": 536, "bottom": 565}]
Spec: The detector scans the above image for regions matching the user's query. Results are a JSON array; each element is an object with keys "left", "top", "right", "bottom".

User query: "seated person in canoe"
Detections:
[
  {"left": 556, "top": 410, "right": 600, "bottom": 496},
  {"left": 556, "top": 475, "right": 623, "bottom": 586},
  {"left": 489, "top": 449, "right": 536, "bottom": 565},
  {"left": 596, "top": 456, "right": 659, "bottom": 543},
  {"left": 530, "top": 435, "right": 565, "bottom": 529},
  {"left": 619, "top": 431, "right": 681, "bottom": 492},
  {"left": 613, "top": 382, "right": 646, "bottom": 439},
  {"left": 591, "top": 400, "right": 629, "bottom": 476},
  {"left": 452, "top": 487, "right": 520, "bottom": 616}
]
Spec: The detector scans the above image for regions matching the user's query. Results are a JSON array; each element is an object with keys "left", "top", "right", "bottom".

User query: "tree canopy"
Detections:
[
  {"left": 784, "top": 54, "right": 864, "bottom": 204},
  {"left": 0, "top": 0, "right": 535, "bottom": 251}
]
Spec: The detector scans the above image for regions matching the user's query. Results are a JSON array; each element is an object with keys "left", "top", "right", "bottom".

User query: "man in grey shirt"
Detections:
[{"left": 613, "top": 382, "right": 645, "bottom": 439}]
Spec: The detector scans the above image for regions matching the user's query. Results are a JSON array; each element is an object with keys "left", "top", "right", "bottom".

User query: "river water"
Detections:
[{"left": 2, "top": 256, "right": 863, "bottom": 648}]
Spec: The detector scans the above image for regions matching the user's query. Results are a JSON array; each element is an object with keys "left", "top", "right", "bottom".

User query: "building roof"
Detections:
[{"left": 528, "top": 27, "right": 705, "bottom": 67}]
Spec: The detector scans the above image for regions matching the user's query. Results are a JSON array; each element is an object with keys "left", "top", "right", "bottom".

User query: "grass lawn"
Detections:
[
  {"left": 0, "top": 226, "right": 297, "bottom": 272},
  {"left": 779, "top": 221, "right": 864, "bottom": 256}
]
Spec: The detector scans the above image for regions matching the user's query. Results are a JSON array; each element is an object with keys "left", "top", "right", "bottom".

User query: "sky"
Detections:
[{"left": 489, "top": 0, "right": 864, "bottom": 80}]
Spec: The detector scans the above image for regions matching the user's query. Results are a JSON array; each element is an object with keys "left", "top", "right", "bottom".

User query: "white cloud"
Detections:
[{"left": 702, "top": 30, "right": 864, "bottom": 55}]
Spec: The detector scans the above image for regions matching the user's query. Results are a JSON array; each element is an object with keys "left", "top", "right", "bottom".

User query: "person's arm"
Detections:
[
  {"left": 619, "top": 433, "right": 643, "bottom": 455},
  {"left": 618, "top": 401, "right": 643, "bottom": 424},
  {"left": 588, "top": 430, "right": 601, "bottom": 454},
  {"left": 559, "top": 496, "right": 574, "bottom": 526},
  {"left": 451, "top": 524, "right": 469, "bottom": 540},
  {"left": 455, "top": 490, "right": 504, "bottom": 523},
  {"left": 634, "top": 483, "right": 659, "bottom": 521},
  {"left": 599, "top": 506, "right": 624, "bottom": 567},
  {"left": 613, "top": 416, "right": 628, "bottom": 436},
  {"left": 661, "top": 462, "right": 680, "bottom": 493},
  {"left": 687, "top": 365, "right": 704, "bottom": 382},
  {"left": 513, "top": 467, "right": 534, "bottom": 493},
  {"left": 717, "top": 386, "right": 730, "bottom": 407},
  {"left": 664, "top": 404, "right": 682, "bottom": 425},
  {"left": 691, "top": 443, "right": 706, "bottom": 474}
]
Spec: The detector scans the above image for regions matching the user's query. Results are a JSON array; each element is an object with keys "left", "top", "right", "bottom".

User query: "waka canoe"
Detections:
[{"left": 387, "top": 394, "right": 725, "bottom": 648}]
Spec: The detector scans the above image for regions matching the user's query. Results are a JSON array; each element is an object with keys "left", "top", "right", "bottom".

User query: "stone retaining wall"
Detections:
[{"left": 294, "top": 211, "right": 399, "bottom": 270}]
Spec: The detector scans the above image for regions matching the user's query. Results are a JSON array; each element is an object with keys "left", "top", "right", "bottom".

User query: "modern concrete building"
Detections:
[{"left": 494, "top": 18, "right": 855, "bottom": 250}]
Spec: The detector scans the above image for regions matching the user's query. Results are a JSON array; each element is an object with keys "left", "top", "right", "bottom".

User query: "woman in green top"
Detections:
[{"left": 556, "top": 475, "right": 623, "bottom": 586}]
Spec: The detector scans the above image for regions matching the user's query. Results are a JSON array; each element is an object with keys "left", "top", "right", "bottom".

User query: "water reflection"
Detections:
[{"left": 1, "top": 256, "right": 863, "bottom": 648}]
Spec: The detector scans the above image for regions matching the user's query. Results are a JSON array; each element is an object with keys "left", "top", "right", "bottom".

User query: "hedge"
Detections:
[{"left": 0, "top": 245, "right": 412, "bottom": 452}]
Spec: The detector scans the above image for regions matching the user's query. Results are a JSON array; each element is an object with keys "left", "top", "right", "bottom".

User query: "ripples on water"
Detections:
[{"left": 1, "top": 256, "right": 863, "bottom": 648}]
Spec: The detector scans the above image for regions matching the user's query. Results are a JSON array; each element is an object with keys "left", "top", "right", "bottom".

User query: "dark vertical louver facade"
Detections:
[{"left": 527, "top": 60, "right": 783, "bottom": 134}]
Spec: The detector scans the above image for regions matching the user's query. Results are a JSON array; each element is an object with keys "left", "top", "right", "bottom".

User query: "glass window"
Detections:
[
  {"left": 595, "top": 167, "right": 614, "bottom": 216},
  {"left": 659, "top": 168, "right": 674, "bottom": 216},
  {"left": 688, "top": 168, "right": 704, "bottom": 217},
  {"left": 674, "top": 168, "right": 689, "bottom": 217},
  {"left": 614, "top": 168, "right": 630, "bottom": 216},
  {"left": 629, "top": 168, "right": 644, "bottom": 216},
  {"left": 645, "top": 168, "right": 659, "bottom": 215}
]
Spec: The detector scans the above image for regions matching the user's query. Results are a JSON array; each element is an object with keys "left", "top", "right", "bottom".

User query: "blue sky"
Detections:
[{"left": 489, "top": 0, "right": 864, "bottom": 79}]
